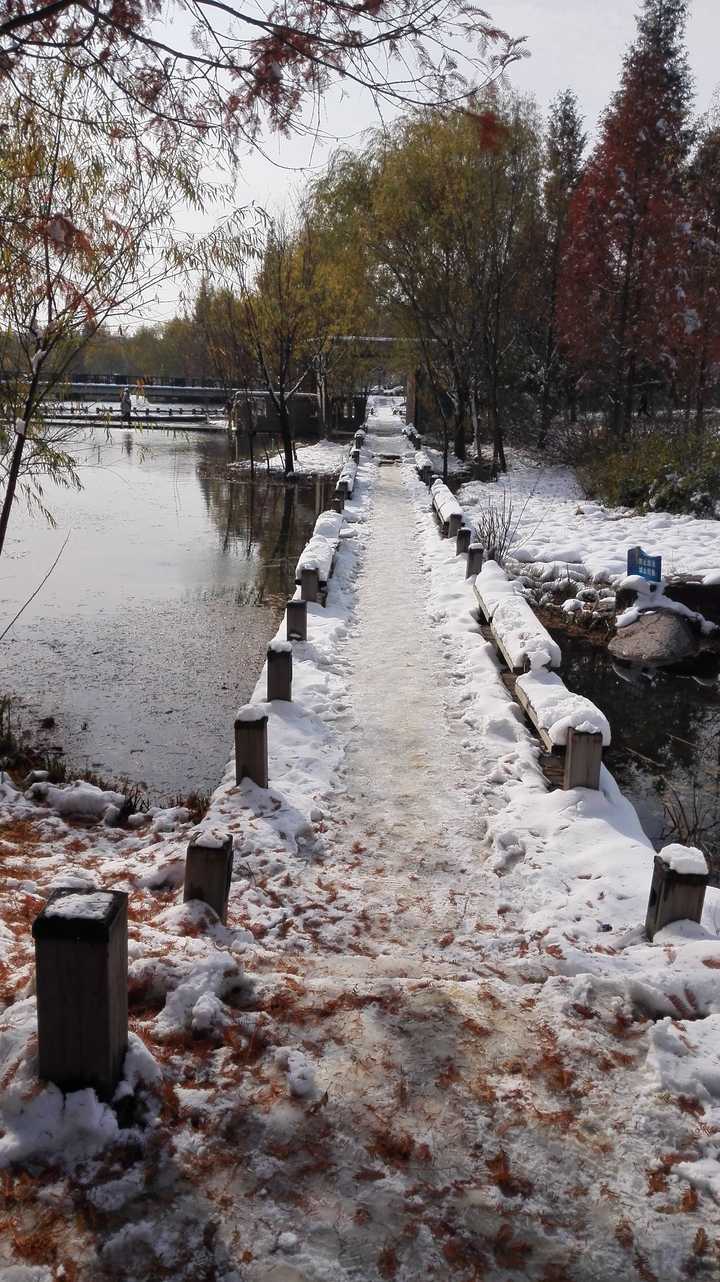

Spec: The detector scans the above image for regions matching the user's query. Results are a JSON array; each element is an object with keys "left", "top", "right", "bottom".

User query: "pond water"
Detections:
[
  {"left": 0, "top": 427, "right": 334, "bottom": 802},
  {"left": 554, "top": 632, "right": 720, "bottom": 883}
]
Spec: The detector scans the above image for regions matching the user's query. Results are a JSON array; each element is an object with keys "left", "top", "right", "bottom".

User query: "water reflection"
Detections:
[
  {"left": 0, "top": 428, "right": 333, "bottom": 801},
  {"left": 555, "top": 632, "right": 720, "bottom": 882}
]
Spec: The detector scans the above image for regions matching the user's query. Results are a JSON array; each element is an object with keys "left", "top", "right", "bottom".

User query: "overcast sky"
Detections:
[{"left": 147, "top": 0, "right": 719, "bottom": 325}]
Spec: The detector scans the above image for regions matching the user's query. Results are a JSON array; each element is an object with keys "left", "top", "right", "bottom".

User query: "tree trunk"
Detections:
[
  {"left": 470, "top": 396, "right": 483, "bottom": 478},
  {"left": 278, "top": 397, "right": 295, "bottom": 476},
  {"left": 453, "top": 409, "right": 466, "bottom": 462}
]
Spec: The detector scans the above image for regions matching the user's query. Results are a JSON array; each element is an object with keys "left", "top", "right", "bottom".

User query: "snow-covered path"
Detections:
[
  {"left": 218, "top": 426, "right": 719, "bottom": 1281},
  {"left": 1, "top": 412, "right": 718, "bottom": 1281}
]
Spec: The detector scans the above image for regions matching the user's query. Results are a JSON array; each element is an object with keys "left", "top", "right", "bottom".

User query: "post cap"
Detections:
[{"left": 32, "top": 888, "right": 128, "bottom": 942}]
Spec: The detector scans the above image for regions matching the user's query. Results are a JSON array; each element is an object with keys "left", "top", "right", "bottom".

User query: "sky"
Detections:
[{"left": 144, "top": 0, "right": 720, "bottom": 326}]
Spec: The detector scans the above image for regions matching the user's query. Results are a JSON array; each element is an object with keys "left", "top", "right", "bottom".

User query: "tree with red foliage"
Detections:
[
  {"left": 0, "top": 0, "right": 524, "bottom": 150},
  {"left": 679, "top": 121, "right": 720, "bottom": 432},
  {"left": 558, "top": 0, "right": 693, "bottom": 437}
]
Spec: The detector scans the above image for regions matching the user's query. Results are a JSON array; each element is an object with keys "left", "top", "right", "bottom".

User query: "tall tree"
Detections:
[
  {"left": 558, "top": 0, "right": 693, "bottom": 436},
  {"left": 536, "top": 89, "right": 585, "bottom": 447},
  {"left": 680, "top": 121, "right": 720, "bottom": 431}
]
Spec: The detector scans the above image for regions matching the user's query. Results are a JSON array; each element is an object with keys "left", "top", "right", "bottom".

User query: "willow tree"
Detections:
[
  {"left": 362, "top": 93, "right": 541, "bottom": 474},
  {"left": 0, "top": 69, "right": 207, "bottom": 558}
]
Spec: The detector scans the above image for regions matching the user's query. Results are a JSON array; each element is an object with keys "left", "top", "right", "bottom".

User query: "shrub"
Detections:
[{"left": 579, "top": 430, "right": 720, "bottom": 516}]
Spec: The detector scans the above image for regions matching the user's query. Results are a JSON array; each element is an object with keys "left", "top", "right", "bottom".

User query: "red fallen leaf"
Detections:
[
  {"left": 702, "top": 957, "right": 720, "bottom": 968},
  {"left": 545, "top": 943, "right": 565, "bottom": 959},
  {"left": 438, "top": 933, "right": 455, "bottom": 948}
]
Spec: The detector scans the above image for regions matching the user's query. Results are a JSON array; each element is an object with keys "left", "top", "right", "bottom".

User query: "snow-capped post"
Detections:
[
  {"left": 301, "top": 566, "right": 320, "bottom": 602},
  {"left": 184, "top": 828, "right": 234, "bottom": 925},
  {"left": 286, "top": 599, "right": 307, "bottom": 641},
  {"left": 456, "top": 527, "right": 472, "bottom": 555},
  {"left": 645, "top": 845, "right": 709, "bottom": 942},
  {"left": 466, "top": 543, "right": 484, "bottom": 579},
  {"left": 31, "top": 888, "right": 128, "bottom": 1101},
  {"left": 354, "top": 430, "right": 364, "bottom": 449},
  {"left": 332, "top": 491, "right": 344, "bottom": 513},
  {"left": 234, "top": 705, "right": 269, "bottom": 788},
  {"left": 563, "top": 728, "right": 603, "bottom": 790},
  {"left": 267, "top": 640, "right": 293, "bottom": 701}
]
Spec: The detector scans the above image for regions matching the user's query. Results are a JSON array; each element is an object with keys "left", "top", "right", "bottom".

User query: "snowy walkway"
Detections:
[
  {"left": 1, "top": 410, "right": 718, "bottom": 1281},
  {"left": 216, "top": 423, "right": 718, "bottom": 1280}
]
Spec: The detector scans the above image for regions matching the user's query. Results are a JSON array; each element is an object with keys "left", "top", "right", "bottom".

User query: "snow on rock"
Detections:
[
  {"left": 26, "top": 780, "right": 126, "bottom": 821},
  {"left": 515, "top": 668, "right": 611, "bottom": 746},
  {"left": 616, "top": 574, "right": 716, "bottom": 634}
]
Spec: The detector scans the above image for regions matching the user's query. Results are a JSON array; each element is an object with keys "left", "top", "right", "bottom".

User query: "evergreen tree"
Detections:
[
  {"left": 537, "top": 89, "right": 586, "bottom": 446},
  {"left": 558, "top": 0, "right": 693, "bottom": 435}
]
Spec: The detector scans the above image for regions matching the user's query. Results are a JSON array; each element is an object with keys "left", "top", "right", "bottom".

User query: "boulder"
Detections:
[{"left": 609, "top": 610, "right": 699, "bottom": 668}]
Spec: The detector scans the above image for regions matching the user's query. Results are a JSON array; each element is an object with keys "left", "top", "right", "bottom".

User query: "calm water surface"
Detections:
[{"left": 0, "top": 428, "right": 332, "bottom": 800}]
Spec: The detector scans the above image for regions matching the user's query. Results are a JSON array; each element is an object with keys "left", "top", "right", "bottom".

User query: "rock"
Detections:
[{"left": 609, "top": 610, "right": 699, "bottom": 668}]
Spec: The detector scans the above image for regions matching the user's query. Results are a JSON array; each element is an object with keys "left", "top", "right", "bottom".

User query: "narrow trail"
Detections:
[
  {"left": 319, "top": 428, "right": 493, "bottom": 970},
  {"left": 225, "top": 411, "right": 702, "bottom": 1282}
]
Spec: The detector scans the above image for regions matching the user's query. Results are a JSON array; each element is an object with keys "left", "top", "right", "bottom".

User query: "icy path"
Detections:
[
  {"left": 306, "top": 452, "right": 494, "bottom": 973},
  {"left": 219, "top": 428, "right": 717, "bottom": 1281}
]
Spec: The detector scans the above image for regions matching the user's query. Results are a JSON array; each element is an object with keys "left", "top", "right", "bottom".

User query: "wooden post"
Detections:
[
  {"left": 351, "top": 447, "right": 360, "bottom": 463},
  {"left": 456, "top": 527, "right": 472, "bottom": 555},
  {"left": 447, "top": 513, "right": 463, "bottom": 540},
  {"left": 234, "top": 707, "right": 269, "bottom": 788},
  {"left": 286, "top": 599, "right": 307, "bottom": 641},
  {"left": 466, "top": 543, "right": 484, "bottom": 579},
  {"left": 267, "top": 641, "right": 293, "bottom": 701},
  {"left": 332, "top": 493, "right": 344, "bottom": 513},
  {"left": 32, "top": 888, "right": 128, "bottom": 1100},
  {"left": 645, "top": 849, "right": 709, "bottom": 941},
  {"left": 301, "top": 567, "right": 320, "bottom": 603},
  {"left": 184, "top": 829, "right": 234, "bottom": 925},
  {"left": 563, "top": 728, "right": 603, "bottom": 790}
]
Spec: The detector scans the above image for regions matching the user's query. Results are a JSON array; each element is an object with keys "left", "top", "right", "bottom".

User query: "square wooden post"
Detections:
[
  {"left": 286, "top": 599, "right": 307, "bottom": 641},
  {"left": 301, "top": 567, "right": 320, "bottom": 602},
  {"left": 184, "top": 829, "right": 234, "bottom": 924},
  {"left": 645, "top": 847, "right": 709, "bottom": 941},
  {"left": 447, "top": 513, "right": 463, "bottom": 539},
  {"left": 332, "top": 493, "right": 344, "bottom": 513},
  {"left": 234, "top": 706, "right": 269, "bottom": 787},
  {"left": 32, "top": 888, "right": 128, "bottom": 1101},
  {"left": 466, "top": 543, "right": 484, "bottom": 579},
  {"left": 267, "top": 641, "right": 293, "bottom": 701},
  {"left": 563, "top": 728, "right": 603, "bottom": 790},
  {"left": 351, "top": 448, "right": 360, "bottom": 463},
  {"left": 456, "top": 527, "right": 472, "bottom": 555}
]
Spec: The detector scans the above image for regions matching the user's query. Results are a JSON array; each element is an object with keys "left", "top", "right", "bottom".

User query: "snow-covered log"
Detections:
[
  {"left": 515, "top": 668, "right": 609, "bottom": 790},
  {"left": 491, "top": 594, "right": 562, "bottom": 673},
  {"left": 415, "top": 450, "right": 433, "bottom": 483},
  {"left": 430, "top": 479, "right": 463, "bottom": 537},
  {"left": 473, "top": 560, "right": 519, "bottom": 621},
  {"left": 295, "top": 509, "right": 344, "bottom": 598}
]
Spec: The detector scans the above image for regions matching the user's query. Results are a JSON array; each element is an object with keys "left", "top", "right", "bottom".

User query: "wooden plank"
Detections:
[
  {"left": 563, "top": 729, "right": 603, "bottom": 790},
  {"left": 513, "top": 675, "right": 553, "bottom": 751}
]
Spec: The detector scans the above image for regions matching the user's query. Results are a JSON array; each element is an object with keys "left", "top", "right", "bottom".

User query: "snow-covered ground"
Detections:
[
  {"left": 1, "top": 413, "right": 719, "bottom": 1279},
  {"left": 228, "top": 437, "right": 349, "bottom": 476},
  {"left": 460, "top": 454, "right": 720, "bottom": 583}
]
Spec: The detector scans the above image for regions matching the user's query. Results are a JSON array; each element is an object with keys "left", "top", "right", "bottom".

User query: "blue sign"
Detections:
[{"left": 627, "top": 545, "right": 662, "bottom": 582}]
